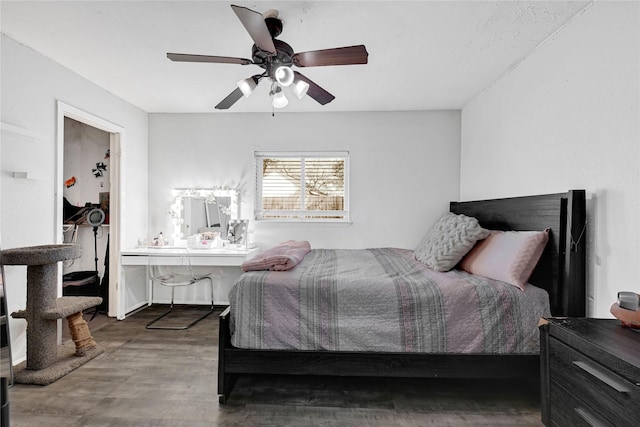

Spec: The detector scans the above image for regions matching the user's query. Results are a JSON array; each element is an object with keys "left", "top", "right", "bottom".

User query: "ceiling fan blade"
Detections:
[
  {"left": 167, "top": 53, "right": 253, "bottom": 65},
  {"left": 292, "top": 45, "right": 368, "bottom": 67},
  {"left": 293, "top": 72, "right": 335, "bottom": 105},
  {"left": 215, "top": 87, "right": 244, "bottom": 110},
  {"left": 231, "top": 5, "right": 276, "bottom": 54}
]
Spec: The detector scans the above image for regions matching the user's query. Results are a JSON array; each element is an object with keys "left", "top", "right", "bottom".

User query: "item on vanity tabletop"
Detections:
[
  {"left": 187, "top": 233, "right": 221, "bottom": 249},
  {"left": 201, "top": 231, "right": 220, "bottom": 240},
  {"left": 610, "top": 291, "right": 640, "bottom": 329},
  {"left": 156, "top": 232, "right": 165, "bottom": 246},
  {"left": 228, "top": 219, "right": 249, "bottom": 246},
  {"left": 187, "top": 234, "right": 202, "bottom": 249},
  {"left": 201, "top": 231, "right": 222, "bottom": 247}
]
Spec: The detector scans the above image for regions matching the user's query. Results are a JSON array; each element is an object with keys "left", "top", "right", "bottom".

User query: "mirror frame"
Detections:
[{"left": 169, "top": 188, "right": 239, "bottom": 240}]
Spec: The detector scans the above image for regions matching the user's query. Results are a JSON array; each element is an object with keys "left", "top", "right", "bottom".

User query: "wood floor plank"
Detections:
[{"left": 8, "top": 305, "right": 542, "bottom": 426}]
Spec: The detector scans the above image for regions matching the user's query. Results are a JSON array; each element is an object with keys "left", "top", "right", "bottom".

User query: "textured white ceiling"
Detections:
[{"left": 1, "top": 1, "right": 591, "bottom": 113}]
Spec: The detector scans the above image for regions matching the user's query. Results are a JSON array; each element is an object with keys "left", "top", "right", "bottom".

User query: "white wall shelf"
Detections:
[
  {"left": 1, "top": 122, "right": 47, "bottom": 180},
  {"left": 1, "top": 122, "right": 46, "bottom": 142}
]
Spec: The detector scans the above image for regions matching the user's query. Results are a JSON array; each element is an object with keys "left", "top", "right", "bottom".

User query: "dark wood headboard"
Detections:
[{"left": 450, "top": 190, "right": 586, "bottom": 317}]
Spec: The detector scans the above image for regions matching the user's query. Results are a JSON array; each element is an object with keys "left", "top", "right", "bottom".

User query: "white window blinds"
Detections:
[{"left": 255, "top": 152, "right": 349, "bottom": 221}]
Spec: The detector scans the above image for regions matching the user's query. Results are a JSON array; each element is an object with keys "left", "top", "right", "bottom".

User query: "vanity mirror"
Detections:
[{"left": 169, "top": 188, "right": 239, "bottom": 240}]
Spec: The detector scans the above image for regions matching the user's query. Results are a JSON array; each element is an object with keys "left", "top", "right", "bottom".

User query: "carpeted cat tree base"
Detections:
[
  {"left": 2, "top": 244, "right": 104, "bottom": 385},
  {"left": 11, "top": 341, "right": 104, "bottom": 385}
]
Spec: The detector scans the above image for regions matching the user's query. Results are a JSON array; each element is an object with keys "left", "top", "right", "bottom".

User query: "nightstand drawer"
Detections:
[
  {"left": 549, "top": 337, "right": 640, "bottom": 426},
  {"left": 549, "top": 381, "right": 615, "bottom": 427}
]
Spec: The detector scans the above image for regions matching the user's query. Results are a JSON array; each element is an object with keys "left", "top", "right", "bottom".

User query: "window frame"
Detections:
[{"left": 254, "top": 151, "right": 350, "bottom": 222}]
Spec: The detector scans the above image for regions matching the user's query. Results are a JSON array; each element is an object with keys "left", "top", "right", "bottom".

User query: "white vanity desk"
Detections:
[
  {"left": 120, "top": 246, "right": 259, "bottom": 312},
  {"left": 121, "top": 246, "right": 259, "bottom": 266}
]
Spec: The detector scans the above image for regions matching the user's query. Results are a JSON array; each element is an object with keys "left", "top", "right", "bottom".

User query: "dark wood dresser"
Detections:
[{"left": 540, "top": 318, "right": 640, "bottom": 426}]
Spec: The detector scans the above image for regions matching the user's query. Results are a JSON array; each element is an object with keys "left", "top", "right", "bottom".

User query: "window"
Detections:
[{"left": 255, "top": 151, "right": 349, "bottom": 221}]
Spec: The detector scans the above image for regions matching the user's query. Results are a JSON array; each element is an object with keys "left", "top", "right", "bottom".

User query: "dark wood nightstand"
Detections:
[{"left": 540, "top": 318, "right": 640, "bottom": 426}]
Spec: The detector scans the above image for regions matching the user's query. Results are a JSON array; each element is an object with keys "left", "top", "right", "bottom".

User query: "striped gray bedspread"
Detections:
[{"left": 229, "top": 248, "right": 550, "bottom": 354}]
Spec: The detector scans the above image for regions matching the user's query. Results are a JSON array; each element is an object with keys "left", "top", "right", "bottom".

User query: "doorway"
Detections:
[
  {"left": 55, "top": 101, "right": 124, "bottom": 319},
  {"left": 62, "top": 117, "right": 110, "bottom": 308}
]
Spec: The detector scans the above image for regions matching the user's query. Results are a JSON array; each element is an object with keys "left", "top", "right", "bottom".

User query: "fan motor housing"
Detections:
[{"left": 252, "top": 39, "right": 294, "bottom": 80}]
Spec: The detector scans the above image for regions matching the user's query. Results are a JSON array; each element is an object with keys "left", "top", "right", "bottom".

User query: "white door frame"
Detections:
[{"left": 55, "top": 101, "right": 126, "bottom": 319}]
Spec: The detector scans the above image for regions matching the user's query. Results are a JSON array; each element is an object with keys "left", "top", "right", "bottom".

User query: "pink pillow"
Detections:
[{"left": 459, "top": 229, "right": 549, "bottom": 290}]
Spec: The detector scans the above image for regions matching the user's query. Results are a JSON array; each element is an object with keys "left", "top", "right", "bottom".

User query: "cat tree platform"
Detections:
[{"left": 2, "top": 244, "right": 104, "bottom": 385}]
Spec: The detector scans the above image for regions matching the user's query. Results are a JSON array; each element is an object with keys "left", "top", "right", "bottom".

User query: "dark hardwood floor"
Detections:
[{"left": 8, "top": 306, "right": 542, "bottom": 426}]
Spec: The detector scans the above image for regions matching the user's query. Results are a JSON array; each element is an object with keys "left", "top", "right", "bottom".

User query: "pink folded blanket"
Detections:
[{"left": 241, "top": 240, "right": 311, "bottom": 272}]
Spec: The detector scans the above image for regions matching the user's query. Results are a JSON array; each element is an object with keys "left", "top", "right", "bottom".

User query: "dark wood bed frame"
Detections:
[{"left": 218, "top": 189, "right": 586, "bottom": 403}]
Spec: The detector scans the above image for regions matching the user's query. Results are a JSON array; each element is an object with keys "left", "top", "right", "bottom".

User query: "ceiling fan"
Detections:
[{"left": 167, "top": 4, "right": 369, "bottom": 110}]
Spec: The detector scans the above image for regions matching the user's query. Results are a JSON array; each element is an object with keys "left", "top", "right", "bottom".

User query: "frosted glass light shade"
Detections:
[
  {"left": 293, "top": 80, "right": 310, "bottom": 99},
  {"left": 272, "top": 90, "right": 289, "bottom": 108},
  {"left": 237, "top": 77, "right": 257, "bottom": 97},
  {"left": 275, "top": 66, "right": 294, "bottom": 87}
]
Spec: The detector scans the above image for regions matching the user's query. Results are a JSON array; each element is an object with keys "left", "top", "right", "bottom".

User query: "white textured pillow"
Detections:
[{"left": 414, "top": 213, "right": 490, "bottom": 272}]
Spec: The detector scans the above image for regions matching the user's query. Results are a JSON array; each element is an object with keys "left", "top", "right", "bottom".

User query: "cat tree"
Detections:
[{"left": 2, "top": 244, "right": 104, "bottom": 385}]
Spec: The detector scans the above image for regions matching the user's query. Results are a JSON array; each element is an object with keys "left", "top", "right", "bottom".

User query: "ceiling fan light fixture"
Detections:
[
  {"left": 293, "top": 79, "right": 310, "bottom": 99},
  {"left": 237, "top": 76, "right": 257, "bottom": 97},
  {"left": 170, "top": 5, "right": 368, "bottom": 110},
  {"left": 271, "top": 86, "right": 289, "bottom": 108},
  {"left": 274, "top": 66, "right": 294, "bottom": 87}
]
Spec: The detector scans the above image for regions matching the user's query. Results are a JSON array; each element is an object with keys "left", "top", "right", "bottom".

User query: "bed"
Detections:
[{"left": 218, "top": 190, "right": 586, "bottom": 403}]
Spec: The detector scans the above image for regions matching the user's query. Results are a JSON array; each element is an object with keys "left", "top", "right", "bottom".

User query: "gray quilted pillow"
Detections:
[{"left": 414, "top": 212, "right": 490, "bottom": 271}]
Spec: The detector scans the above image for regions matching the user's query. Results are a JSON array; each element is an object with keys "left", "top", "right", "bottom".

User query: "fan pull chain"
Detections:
[{"left": 570, "top": 221, "right": 587, "bottom": 252}]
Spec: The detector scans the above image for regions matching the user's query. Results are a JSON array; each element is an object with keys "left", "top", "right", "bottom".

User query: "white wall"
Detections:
[
  {"left": 0, "top": 35, "right": 149, "bottom": 363},
  {"left": 460, "top": 1, "right": 640, "bottom": 317},
  {"left": 147, "top": 111, "right": 461, "bottom": 304},
  {"left": 148, "top": 111, "right": 461, "bottom": 251}
]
